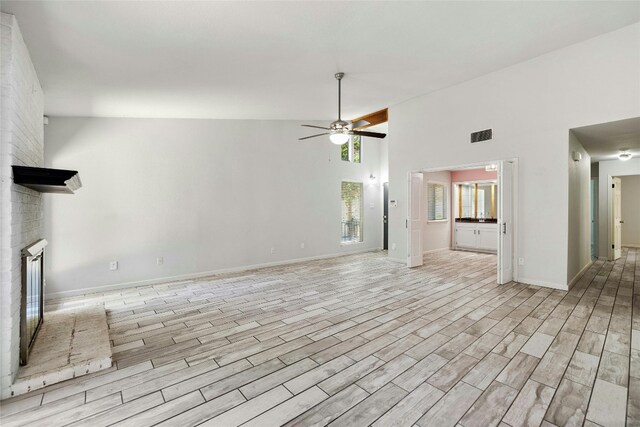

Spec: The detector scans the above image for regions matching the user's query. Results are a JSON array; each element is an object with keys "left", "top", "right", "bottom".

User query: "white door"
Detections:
[
  {"left": 408, "top": 172, "right": 423, "bottom": 267},
  {"left": 612, "top": 177, "right": 622, "bottom": 260},
  {"left": 498, "top": 161, "right": 513, "bottom": 284}
]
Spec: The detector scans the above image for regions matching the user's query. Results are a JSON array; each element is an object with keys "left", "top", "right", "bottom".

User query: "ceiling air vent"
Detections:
[{"left": 470, "top": 129, "right": 492, "bottom": 143}]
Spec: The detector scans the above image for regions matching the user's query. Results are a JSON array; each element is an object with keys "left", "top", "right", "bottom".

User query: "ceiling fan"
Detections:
[{"left": 299, "top": 73, "right": 387, "bottom": 144}]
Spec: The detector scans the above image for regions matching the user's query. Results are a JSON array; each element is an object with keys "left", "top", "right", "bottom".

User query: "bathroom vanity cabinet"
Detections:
[{"left": 454, "top": 221, "right": 498, "bottom": 253}]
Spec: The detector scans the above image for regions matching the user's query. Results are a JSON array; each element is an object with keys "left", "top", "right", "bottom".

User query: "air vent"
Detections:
[{"left": 470, "top": 129, "right": 492, "bottom": 143}]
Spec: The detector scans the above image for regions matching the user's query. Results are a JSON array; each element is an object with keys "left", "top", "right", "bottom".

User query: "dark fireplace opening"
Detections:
[{"left": 20, "top": 239, "right": 47, "bottom": 366}]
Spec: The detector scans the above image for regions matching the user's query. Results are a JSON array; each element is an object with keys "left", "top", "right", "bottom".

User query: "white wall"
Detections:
[
  {"left": 621, "top": 175, "right": 640, "bottom": 247},
  {"left": 567, "top": 132, "right": 591, "bottom": 285},
  {"left": 0, "top": 13, "right": 45, "bottom": 398},
  {"left": 388, "top": 23, "right": 640, "bottom": 290},
  {"left": 422, "top": 171, "right": 452, "bottom": 252},
  {"left": 598, "top": 158, "right": 640, "bottom": 258},
  {"left": 43, "top": 118, "right": 383, "bottom": 297}
]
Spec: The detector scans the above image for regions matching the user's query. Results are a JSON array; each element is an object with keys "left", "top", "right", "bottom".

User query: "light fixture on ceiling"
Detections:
[
  {"left": 618, "top": 149, "right": 632, "bottom": 161},
  {"left": 485, "top": 164, "right": 497, "bottom": 172},
  {"left": 330, "top": 131, "right": 350, "bottom": 145}
]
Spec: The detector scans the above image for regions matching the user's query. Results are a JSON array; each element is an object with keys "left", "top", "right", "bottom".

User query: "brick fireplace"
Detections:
[{"left": 1, "top": 12, "right": 45, "bottom": 398}]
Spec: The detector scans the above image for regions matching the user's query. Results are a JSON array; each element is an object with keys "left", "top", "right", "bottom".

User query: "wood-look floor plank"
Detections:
[{"left": 2, "top": 248, "right": 636, "bottom": 427}]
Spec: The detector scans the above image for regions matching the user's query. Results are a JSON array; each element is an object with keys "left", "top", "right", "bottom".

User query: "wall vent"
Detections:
[{"left": 470, "top": 129, "right": 492, "bottom": 143}]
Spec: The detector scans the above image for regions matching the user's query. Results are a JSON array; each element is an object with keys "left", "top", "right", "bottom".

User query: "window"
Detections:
[
  {"left": 341, "top": 181, "right": 363, "bottom": 243},
  {"left": 341, "top": 135, "right": 362, "bottom": 163},
  {"left": 427, "top": 182, "right": 448, "bottom": 221}
]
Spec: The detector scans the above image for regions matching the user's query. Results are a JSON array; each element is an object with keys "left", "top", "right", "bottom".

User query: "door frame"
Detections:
[
  {"left": 407, "top": 158, "right": 519, "bottom": 283},
  {"left": 383, "top": 182, "right": 389, "bottom": 250},
  {"left": 605, "top": 173, "right": 639, "bottom": 260},
  {"left": 609, "top": 176, "right": 622, "bottom": 260},
  {"left": 590, "top": 178, "right": 598, "bottom": 260}
]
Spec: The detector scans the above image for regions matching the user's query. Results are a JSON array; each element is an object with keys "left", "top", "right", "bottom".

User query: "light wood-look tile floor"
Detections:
[{"left": 1, "top": 248, "right": 638, "bottom": 427}]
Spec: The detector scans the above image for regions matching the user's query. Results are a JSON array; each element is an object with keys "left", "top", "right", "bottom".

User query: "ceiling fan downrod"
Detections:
[{"left": 336, "top": 72, "right": 344, "bottom": 121}]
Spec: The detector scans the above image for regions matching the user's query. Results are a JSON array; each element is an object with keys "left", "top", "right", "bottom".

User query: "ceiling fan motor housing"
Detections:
[{"left": 331, "top": 120, "right": 350, "bottom": 131}]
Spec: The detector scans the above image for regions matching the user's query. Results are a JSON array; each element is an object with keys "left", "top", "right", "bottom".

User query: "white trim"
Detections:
[
  {"left": 423, "top": 247, "right": 452, "bottom": 255},
  {"left": 453, "top": 247, "right": 497, "bottom": 255},
  {"left": 623, "top": 243, "right": 640, "bottom": 248},
  {"left": 46, "top": 247, "right": 381, "bottom": 300},
  {"left": 517, "top": 277, "right": 567, "bottom": 291},
  {"left": 567, "top": 260, "right": 594, "bottom": 289}
]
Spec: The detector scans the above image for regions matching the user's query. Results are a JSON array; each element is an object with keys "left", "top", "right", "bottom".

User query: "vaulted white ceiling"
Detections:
[{"left": 2, "top": 1, "right": 639, "bottom": 120}]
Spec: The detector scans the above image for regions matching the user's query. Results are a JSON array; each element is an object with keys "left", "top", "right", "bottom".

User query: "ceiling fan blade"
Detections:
[
  {"left": 299, "top": 133, "right": 329, "bottom": 141},
  {"left": 350, "top": 108, "right": 388, "bottom": 130},
  {"left": 351, "top": 120, "right": 370, "bottom": 129},
  {"left": 353, "top": 130, "right": 386, "bottom": 139},
  {"left": 301, "top": 124, "right": 330, "bottom": 130}
]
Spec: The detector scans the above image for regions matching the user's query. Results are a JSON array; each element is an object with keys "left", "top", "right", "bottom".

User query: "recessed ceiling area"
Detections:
[
  {"left": 572, "top": 117, "right": 640, "bottom": 163},
  {"left": 2, "top": 1, "right": 639, "bottom": 120}
]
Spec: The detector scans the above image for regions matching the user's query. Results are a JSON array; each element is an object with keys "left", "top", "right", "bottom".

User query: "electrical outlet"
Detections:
[
  {"left": 300, "top": 243, "right": 305, "bottom": 249},
  {"left": 157, "top": 257, "right": 164, "bottom": 265},
  {"left": 518, "top": 257, "right": 525, "bottom": 266},
  {"left": 110, "top": 261, "right": 118, "bottom": 271},
  {"left": 270, "top": 247, "right": 276, "bottom": 255}
]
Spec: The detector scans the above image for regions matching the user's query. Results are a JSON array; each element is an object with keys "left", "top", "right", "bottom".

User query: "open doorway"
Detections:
[
  {"left": 610, "top": 174, "right": 640, "bottom": 259},
  {"left": 571, "top": 117, "right": 640, "bottom": 261},
  {"left": 407, "top": 159, "right": 517, "bottom": 285}
]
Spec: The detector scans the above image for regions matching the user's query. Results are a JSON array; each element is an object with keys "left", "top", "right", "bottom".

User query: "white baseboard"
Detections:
[
  {"left": 623, "top": 244, "right": 640, "bottom": 248},
  {"left": 516, "top": 277, "right": 567, "bottom": 291},
  {"left": 46, "top": 247, "right": 383, "bottom": 300},
  {"left": 422, "top": 247, "right": 452, "bottom": 255},
  {"left": 567, "top": 260, "right": 594, "bottom": 289}
]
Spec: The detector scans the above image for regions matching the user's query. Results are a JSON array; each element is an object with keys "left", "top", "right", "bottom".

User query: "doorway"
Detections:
[{"left": 407, "top": 159, "right": 517, "bottom": 285}]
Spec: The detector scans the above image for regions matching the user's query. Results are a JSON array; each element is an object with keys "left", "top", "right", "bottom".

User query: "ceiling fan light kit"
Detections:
[
  {"left": 330, "top": 132, "right": 350, "bottom": 145},
  {"left": 300, "top": 73, "right": 387, "bottom": 143}
]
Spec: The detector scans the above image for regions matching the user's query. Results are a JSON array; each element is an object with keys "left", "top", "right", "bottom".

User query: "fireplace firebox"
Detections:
[{"left": 20, "top": 239, "right": 48, "bottom": 365}]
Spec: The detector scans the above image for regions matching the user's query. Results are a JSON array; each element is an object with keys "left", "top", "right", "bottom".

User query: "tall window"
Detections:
[
  {"left": 427, "top": 182, "right": 448, "bottom": 221},
  {"left": 341, "top": 135, "right": 362, "bottom": 163},
  {"left": 341, "top": 181, "right": 363, "bottom": 243}
]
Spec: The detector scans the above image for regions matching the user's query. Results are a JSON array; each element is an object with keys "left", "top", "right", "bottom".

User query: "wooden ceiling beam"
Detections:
[{"left": 351, "top": 108, "right": 388, "bottom": 130}]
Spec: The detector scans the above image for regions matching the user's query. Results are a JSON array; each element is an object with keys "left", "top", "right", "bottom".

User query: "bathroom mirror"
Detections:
[
  {"left": 477, "top": 183, "right": 495, "bottom": 219},
  {"left": 460, "top": 184, "right": 474, "bottom": 218},
  {"left": 456, "top": 182, "right": 497, "bottom": 219}
]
